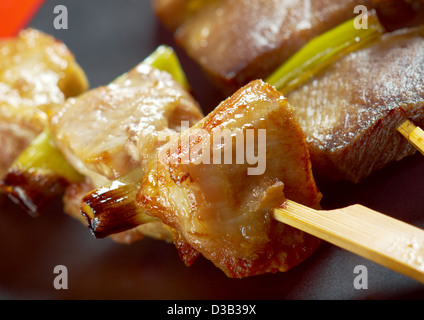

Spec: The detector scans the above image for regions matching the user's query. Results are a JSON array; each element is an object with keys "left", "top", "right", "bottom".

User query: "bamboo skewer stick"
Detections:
[
  {"left": 273, "top": 200, "right": 424, "bottom": 284},
  {"left": 398, "top": 119, "right": 424, "bottom": 156}
]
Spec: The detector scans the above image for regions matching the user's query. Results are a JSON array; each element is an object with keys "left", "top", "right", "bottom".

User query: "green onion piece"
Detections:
[
  {"left": 79, "top": 46, "right": 191, "bottom": 235},
  {"left": 1, "top": 129, "right": 83, "bottom": 216},
  {"left": 266, "top": 11, "right": 385, "bottom": 93},
  {"left": 142, "top": 45, "right": 190, "bottom": 90},
  {"left": 13, "top": 130, "right": 83, "bottom": 183},
  {"left": 80, "top": 168, "right": 157, "bottom": 239}
]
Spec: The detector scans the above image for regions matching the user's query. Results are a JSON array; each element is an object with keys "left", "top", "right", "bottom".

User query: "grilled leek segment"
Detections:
[{"left": 266, "top": 11, "right": 385, "bottom": 93}]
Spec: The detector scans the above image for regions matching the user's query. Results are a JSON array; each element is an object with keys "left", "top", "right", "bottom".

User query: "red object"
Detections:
[{"left": 0, "top": 0, "right": 46, "bottom": 38}]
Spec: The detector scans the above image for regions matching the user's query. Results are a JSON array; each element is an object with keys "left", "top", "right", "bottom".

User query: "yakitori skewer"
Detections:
[{"left": 2, "top": 27, "right": 424, "bottom": 281}]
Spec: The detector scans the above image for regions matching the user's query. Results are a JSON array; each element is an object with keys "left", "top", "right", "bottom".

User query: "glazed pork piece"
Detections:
[
  {"left": 0, "top": 28, "right": 88, "bottom": 179},
  {"left": 286, "top": 26, "right": 424, "bottom": 182},
  {"left": 155, "top": 0, "right": 367, "bottom": 95},
  {"left": 49, "top": 60, "right": 203, "bottom": 241},
  {"left": 137, "top": 80, "right": 322, "bottom": 278}
]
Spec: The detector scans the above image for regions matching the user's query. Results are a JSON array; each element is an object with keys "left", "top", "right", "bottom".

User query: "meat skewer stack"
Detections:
[
  {"left": 154, "top": 0, "right": 424, "bottom": 183},
  {"left": 1, "top": 1, "right": 424, "bottom": 282}
]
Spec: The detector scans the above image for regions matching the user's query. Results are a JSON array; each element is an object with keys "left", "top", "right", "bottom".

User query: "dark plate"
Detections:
[{"left": 1, "top": 0, "right": 424, "bottom": 300}]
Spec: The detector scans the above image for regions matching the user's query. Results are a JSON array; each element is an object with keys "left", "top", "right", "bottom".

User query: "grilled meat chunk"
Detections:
[
  {"left": 137, "top": 80, "right": 322, "bottom": 278},
  {"left": 49, "top": 60, "right": 203, "bottom": 240},
  {"left": 154, "top": 0, "right": 424, "bottom": 95},
  {"left": 50, "top": 62, "right": 203, "bottom": 187},
  {"left": 286, "top": 26, "right": 424, "bottom": 182},
  {"left": 166, "top": 0, "right": 367, "bottom": 95},
  {"left": 152, "top": 0, "right": 219, "bottom": 32},
  {"left": 0, "top": 28, "right": 88, "bottom": 179}
]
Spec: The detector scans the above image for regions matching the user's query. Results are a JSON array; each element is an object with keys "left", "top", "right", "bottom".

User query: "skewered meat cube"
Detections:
[
  {"left": 48, "top": 59, "right": 203, "bottom": 239},
  {"left": 49, "top": 62, "right": 203, "bottom": 187},
  {"left": 137, "top": 79, "right": 322, "bottom": 278},
  {"left": 154, "top": 0, "right": 424, "bottom": 96},
  {"left": 0, "top": 28, "right": 88, "bottom": 179},
  {"left": 286, "top": 26, "right": 424, "bottom": 182},
  {"left": 157, "top": 0, "right": 367, "bottom": 95}
]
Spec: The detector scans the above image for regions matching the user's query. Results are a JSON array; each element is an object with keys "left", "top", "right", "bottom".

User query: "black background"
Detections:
[{"left": 0, "top": 0, "right": 423, "bottom": 300}]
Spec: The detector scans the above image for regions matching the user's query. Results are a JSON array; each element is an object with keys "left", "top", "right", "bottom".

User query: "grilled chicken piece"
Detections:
[
  {"left": 50, "top": 62, "right": 203, "bottom": 187},
  {"left": 168, "top": 0, "right": 367, "bottom": 95},
  {"left": 154, "top": 0, "right": 424, "bottom": 95},
  {"left": 137, "top": 80, "right": 322, "bottom": 278},
  {"left": 0, "top": 28, "right": 88, "bottom": 179},
  {"left": 49, "top": 61, "right": 203, "bottom": 239},
  {"left": 286, "top": 26, "right": 424, "bottom": 183}
]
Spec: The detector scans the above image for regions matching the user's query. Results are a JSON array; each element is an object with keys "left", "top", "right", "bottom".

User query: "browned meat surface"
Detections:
[
  {"left": 168, "top": 0, "right": 367, "bottom": 95},
  {"left": 371, "top": 0, "right": 424, "bottom": 31},
  {"left": 152, "top": 0, "right": 219, "bottom": 32},
  {"left": 50, "top": 62, "right": 203, "bottom": 187},
  {"left": 287, "top": 26, "right": 424, "bottom": 182},
  {"left": 137, "top": 80, "right": 322, "bottom": 278},
  {"left": 0, "top": 28, "right": 88, "bottom": 179},
  {"left": 49, "top": 60, "right": 203, "bottom": 241}
]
